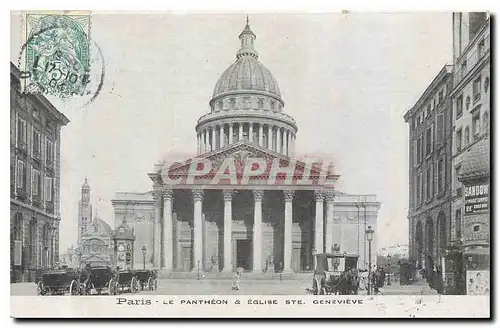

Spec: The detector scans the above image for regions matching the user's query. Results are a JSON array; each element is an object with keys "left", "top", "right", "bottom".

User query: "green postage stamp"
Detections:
[{"left": 19, "top": 11, "right": 91, "bottom": 98}]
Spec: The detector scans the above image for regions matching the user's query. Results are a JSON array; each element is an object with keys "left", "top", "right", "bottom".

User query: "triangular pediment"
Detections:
[{"left": 153, "top": 141, "right": 339, "bottom": 188}]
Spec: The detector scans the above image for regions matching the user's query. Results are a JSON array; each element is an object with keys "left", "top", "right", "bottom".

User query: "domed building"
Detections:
[
  {"left": 73, "top": 178, "right": 114, "bottom": 268},
  {"left": 112, "top": 19, "right": 380, "bottom": 275}
]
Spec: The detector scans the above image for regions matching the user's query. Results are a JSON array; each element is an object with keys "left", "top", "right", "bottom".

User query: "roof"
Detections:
[
  {"left": 10, "top": 62, "right": 70, "bottom": 126},
  {"left": 404, "top": 64, "right": 453, "bottom": 122},
  {"left": 212, "top": 56, "right": 281, "bottom": 99},
  {"left": 459, "top": 136, "right": 490, "bottom": 180}
]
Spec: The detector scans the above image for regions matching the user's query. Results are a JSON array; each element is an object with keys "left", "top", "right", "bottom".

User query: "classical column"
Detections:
[
  {"left": 196, "top": 133, "right": 200, "bottom": 155},
  {"left": 204, "top": 130, "right": 209, "bottom": 153},
  {"left": 249, "top": 123, "right": 254, "bottom": 143},
  {"left": 290, "top": 134, "right": 295, "bottom": 156},
  {"left": 238, "top": 123, "right": 243, "bottom": 141},
  {"left": 162, "top": 188, "right": 174, "bottom": 270},
  {"left": 314, "top": 190, "right": 324, "bottom": 254},
  {"left": 258, "top": 124, "right": 263, "bottom": 146},
  {"left": 219, "top": 125, "right": 224, "bottom": 148},
  {"left": 152, "top": 190, "right": 162, "bottom": 268},
  {"left": 325, "top": 190, "right": 335, "bottom": 252},
  {"left": 286, "top": 131, "right": 291, "bottom": 156},
  {"left": 229, "top": 124, "right": 233, "bottom": 145},
  {"left": 276, "top": 127, "right": 281, "bottom": 153},
  {"left": 222, "top": 189, "right": 233, "bottom": 272},
  {"left": 211, "top": 127, "right": 216, "bottom": 151},
  {"left": 283, "top": 189, "right": 294, "bottom": 272},
  {"left": 252, "top": 189, "right": 264, "bottom": 272},
  {"left": 268, "top": 125, "right": 272, "bottom": 150},
  {"left": 191, "top": 189, "right": 204, "bottom": 272}
]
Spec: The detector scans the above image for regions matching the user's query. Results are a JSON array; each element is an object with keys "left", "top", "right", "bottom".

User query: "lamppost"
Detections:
[
  {"left": 141, "top": 245, "right": 147, "bottom": 270},
  {"left": 365, "top": 225, "right": 375, "bottom": 295},
  {"left": 387, "top": 254, "right": 392, "bottom": 286}
]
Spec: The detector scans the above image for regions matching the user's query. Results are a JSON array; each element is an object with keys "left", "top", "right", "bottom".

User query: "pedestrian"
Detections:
[{"left": 232, "top": 267, "right": 243, "bottom": 290}]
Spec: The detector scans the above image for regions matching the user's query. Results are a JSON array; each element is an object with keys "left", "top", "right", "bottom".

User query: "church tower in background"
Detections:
[{"left": 77, "top": 177, "right": 93, "bottom": 245}]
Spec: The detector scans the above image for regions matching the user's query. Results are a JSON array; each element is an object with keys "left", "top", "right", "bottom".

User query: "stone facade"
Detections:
[
  {"left": 404, "top": 65, "right": 453, "bottom": 273},
  {"left": 111, "top": 20, "right": 380, "bottom": 274},
  {"left": 10, "top": 63, "right": 69, "bottom": 282}
]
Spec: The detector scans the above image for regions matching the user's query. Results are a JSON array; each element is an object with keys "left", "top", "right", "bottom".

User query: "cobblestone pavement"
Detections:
[{"left": 11, "top": 279, "right": 437, "bottom": 296}]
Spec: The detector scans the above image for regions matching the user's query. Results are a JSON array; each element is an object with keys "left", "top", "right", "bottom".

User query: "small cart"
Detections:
[
  {"left": 309, "top": 253, "right": 360, "bottom": 295},
  {"left": 135, "top": 269, "right": 158, "bottom": 291},
  {"left": 115, "top": 269, "right": 140, "bottom": 294},
  {"left": 36, "top": 269, "right": 82, "bottom": 296},
  {"left": 84, "top": 266, "right": 117, "bottom": 295}
]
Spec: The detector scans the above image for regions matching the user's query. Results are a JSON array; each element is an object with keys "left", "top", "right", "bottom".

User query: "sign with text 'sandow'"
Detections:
[{"left": 465, "top": 183, "right": 489, "bottom": 214}]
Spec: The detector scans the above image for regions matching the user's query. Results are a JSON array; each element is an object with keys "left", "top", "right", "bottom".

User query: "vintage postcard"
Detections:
[{"left": 9, "top": 11, "right": 491, "bottom": 318}]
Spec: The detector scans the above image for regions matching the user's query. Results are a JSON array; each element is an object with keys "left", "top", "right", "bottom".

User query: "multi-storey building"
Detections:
[
  {"left": 450, "top": 12, "right": 490, "bottom": 295},
  {"left": 404, "top": 65, "right": 454, "bottom": 282},
  {"left": 10, "top": 62, "right": 70, "bottom": 282}
]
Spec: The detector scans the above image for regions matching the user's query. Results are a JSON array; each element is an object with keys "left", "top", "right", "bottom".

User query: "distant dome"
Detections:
[{"left": 213, "top": 56, "right": 281, "bottom": 98}]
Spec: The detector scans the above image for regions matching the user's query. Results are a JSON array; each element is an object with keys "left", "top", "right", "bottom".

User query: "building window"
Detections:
[
  {"left": 455, "top": 165, "right": 462, "bottom": 196},
  {"left": 460, "top": 61, "right": 467, "bottom": 79},
  {"left": 32, "top": 129, "right": 41, "bottom": 159},
  {"left": 483, "top": 111, "right": 489, "bottom": 134},
  {"left": 472, "top": 110, "right": 481, "bottom": 139},
  {"left": 473, "top": 76, "right": 482, "bottom": 102},
  {"left": 456, "top": 128, "right": 462, "bottom": 152},
  {"left": 435, "top": 113, "right": 444, "bottom": 145},
  {"left": 230, "top": 98, "right": 236, "bottom": 109},
  {"left": 437, "top": 158, "right": 445, "bottom": 194},
  {"left": 416, "top": 135, "right": 423, "bottom": 164},
  {"left": 258, "top": 98, "right": 264, "bottom": 109},
  {"left": 426, "top": 165, "right": 433, "bottom": 200},
  {"left": 32, "top": 169, "right": 41, "bottom": 197},
  {"left": 270, "top": 100, "right": 275, "bottom": 112},
  {"left": 438, "top": 90, "right": 444, "bottom": 103},
  {"left": 46, "top": 139, "right": 54, "bottom": 166},
  {"left": 416, "top": 173, "right": 422, "bottom": 206},
  {"left": 17, "top": 117, "right": 27, "bottom": 148},
  {"left": 464, "top": 126, "right": 470, "bottom": 145},
  {"left": 243, "top": 97, "right": 251, "bottom": 109},
  {"left": 413, "top": 140, "right": 418, "bottom": 167},
  {"left": 217, "top": 100, "right": 223, "bottom": 110},
  {"left": 45, "top": 176, "right": 53, "bottom": 202},
  {"left": 456, "top": 95, "right": 463, "bottom": 118},
  {"left": 473, "top": 224, "right": 481, "bottom": 233},
  {"left": 16, "top": 160, "right": 26, "bottom": 189},
  {"left": 455, "top": 209, "right": 462, "bottom": 239},
  {"left": 478, "top": 39, "right": 485, "bottom": 58},
  {"left": 425, "top": 124, "right": 434, "bottom": 156}
]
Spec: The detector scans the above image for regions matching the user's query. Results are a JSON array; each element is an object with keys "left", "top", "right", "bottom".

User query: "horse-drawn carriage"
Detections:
[
  {"left": 135, "top": 269, "right": 158, "bottom": 291},
  {"left": 115, "top": 269, "right": 140, "bottom": 294},
  {"left": 82, "top": 266, "right": 118, "bottom": 295},
  {"left": 310, "top": 252, "right": 360, "bottom": 295},
  {"left": 36, "top": 268, "right": 82, "bottom": 296}
]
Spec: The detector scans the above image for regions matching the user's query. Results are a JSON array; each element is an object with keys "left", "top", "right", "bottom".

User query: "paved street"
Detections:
[{"left": 12, "top": 279, "right": 437, "bottom": 296}]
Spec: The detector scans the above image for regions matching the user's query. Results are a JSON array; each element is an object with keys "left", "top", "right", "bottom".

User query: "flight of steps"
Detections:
[{"left": 158, "top": 270, "right": 313, "bottom": 281}]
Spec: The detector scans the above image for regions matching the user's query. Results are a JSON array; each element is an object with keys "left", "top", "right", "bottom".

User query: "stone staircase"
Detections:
[{"left": 158, "top": 270, "right": 313, "bottom": 281}]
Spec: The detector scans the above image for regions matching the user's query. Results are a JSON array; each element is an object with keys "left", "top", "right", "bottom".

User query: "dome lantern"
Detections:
[{"left": 237, "top": 16, "right": 258, "bottom": 59}]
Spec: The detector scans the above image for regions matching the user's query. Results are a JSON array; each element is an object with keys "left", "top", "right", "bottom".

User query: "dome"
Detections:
[
  {"left": 211, "top": 18, "right": 282, "bottom": 100},
  {"left": 212, "top": 57, "right": 281, "bottom": 98}
]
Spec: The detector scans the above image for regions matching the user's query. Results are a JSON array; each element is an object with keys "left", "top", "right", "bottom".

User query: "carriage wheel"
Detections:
[
  {"left": 114, "top": 281, "right": 121, "bottom": 295},
  {"left": 108, "top": 279, "right": 116, "bottom": 295},
  {"left": 147, "top": 277, "right": 153, "bottom": 291},
  {"left": 130, "top": 277, "right": 137, "bottom": 294},
  {"left": 154, "top": 279, "right": 158, "bottom": 291},
  {"left": 69, "top": 280, "right": 79, "bottom": 296},
  {"left": 36, "top": 281, "right": 45, "bottom": 296}
]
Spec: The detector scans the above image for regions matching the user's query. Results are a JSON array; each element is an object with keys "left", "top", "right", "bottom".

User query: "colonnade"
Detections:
[
  {"left": 196, "top": 122, "right": 296, "bottom": 156},
  {"left": 152, "top": 188, "right": 335, "bottom": 272}
]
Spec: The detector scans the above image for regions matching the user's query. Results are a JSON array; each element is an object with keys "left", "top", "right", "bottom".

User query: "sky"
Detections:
[{"left": 10, "top": 12, "right": 453, "bottom": 252}]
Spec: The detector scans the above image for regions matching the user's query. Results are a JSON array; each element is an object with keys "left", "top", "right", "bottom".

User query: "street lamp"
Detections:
[
  {"left": 141, "top": 245, "right": 147, "bottom": 270},
  {"left": 365, "top": 225, "right": 375, "bottom": 295},
  {"left": 387, "top": 254, "right": 392, "bottom": 286}
]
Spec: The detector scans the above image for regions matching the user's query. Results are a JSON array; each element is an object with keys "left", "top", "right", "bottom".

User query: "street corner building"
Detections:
[
  {"left": 404, "top": 12, "right": 490, "bottom": 295},
  {"left": 111, "top": 20, "right": 381, "bottom": 277},
  {"left": 10, "top": 63, "right": 70, "bottom": 283}
]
